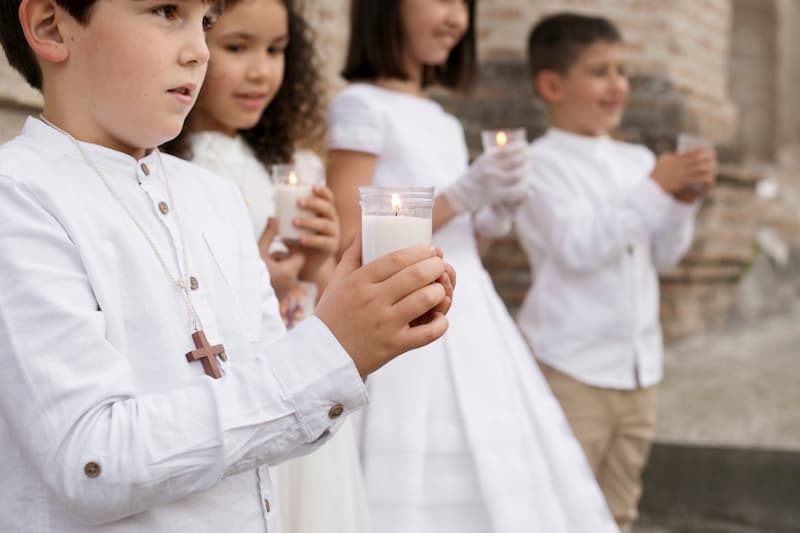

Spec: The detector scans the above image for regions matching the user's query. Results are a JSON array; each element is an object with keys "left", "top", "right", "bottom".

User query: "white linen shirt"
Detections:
[
  {"left": 515, "top": 128, "right": 697, "bottom": 390},
  {"left": 0, "top": 118, "right": 367, "bottom": 532}
]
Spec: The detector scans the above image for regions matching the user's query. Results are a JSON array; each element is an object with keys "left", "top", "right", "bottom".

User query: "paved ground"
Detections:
[
  {"left": 632, "top": 303, "right": 800, "bottom": 532},
  {"left": 655, "top": 302, "right": 800, "bottom": 451}
]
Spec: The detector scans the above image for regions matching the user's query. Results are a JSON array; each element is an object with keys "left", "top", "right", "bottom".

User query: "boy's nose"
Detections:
[{"left": 179, "top": 31, "right": 211, "bottom": 67}]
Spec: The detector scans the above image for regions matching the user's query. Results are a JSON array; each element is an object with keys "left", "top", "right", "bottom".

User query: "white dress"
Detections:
[
  {"left": 189, "top": 132, "right": 371, "bottom": 533},
  {"left": 328, "top": 84, "right": 620, "bottom": 533}
]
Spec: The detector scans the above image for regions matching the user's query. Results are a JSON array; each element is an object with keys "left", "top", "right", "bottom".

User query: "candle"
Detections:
[
  {"left": 676, "top": 133, "right": 715, "bottom": 194},
  {"left": 273, "top": 164, "right": 319, "bottom": 241},
  {"left": 481, "top": 127, "right": 527, "bottom": 153},
  {"left": 360, "top": 186, "right": 434, "bottom": 264},
  {"left": 496, "top": 131, "right": 508, "bottom": 146}
]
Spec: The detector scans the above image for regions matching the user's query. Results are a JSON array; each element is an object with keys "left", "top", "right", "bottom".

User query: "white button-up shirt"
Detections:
[
  {"left": 515, "top": 128, "right": 697, "bottom": 390},
  {"left": 0, "top": 118, "right": 367, "bottom": 532}
]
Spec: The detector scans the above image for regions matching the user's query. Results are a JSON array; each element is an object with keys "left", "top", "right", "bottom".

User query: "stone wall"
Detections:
[
  {"left": 0, "top": 55, "right": 41, "bottom": 143},
  {"left": 0, "top": 0, "right": 795, "bottom": 340}
]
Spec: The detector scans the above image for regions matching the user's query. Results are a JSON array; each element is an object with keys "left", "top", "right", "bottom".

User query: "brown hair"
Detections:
[
  {"left": 527, "top": 12, "right": 622, "bottom": 80},
  {"left": 0, "top": 0, "right": 223, "bottom": 90},
  {"left": 342, "top": 0, "right": 478, "bottom": 91},
  {"left": 164, "top": 0, "right": 325, "bottom": 168}
]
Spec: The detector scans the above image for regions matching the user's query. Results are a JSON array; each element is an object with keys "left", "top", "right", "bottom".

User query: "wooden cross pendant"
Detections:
[{"left": 186, "top": 330, "right": 227, "bottom": 379}]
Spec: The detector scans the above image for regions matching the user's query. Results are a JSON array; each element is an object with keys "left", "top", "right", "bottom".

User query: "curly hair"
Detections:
[{"left": 164, "top": 0, "right": 325, "bottom": 167}]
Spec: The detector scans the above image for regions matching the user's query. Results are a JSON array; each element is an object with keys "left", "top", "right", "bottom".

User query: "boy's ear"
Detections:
[
  {"left": 19, "top": 0, "right": 70, "bottom": 65},
  {"left": 535, "top": 71, "right": 564, "bottom": 105}
]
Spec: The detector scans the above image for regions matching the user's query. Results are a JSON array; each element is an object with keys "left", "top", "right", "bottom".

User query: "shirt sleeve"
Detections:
[
  {"left": 326, "top": 87, "right": 385, "bottom": 155},
  {"left": 0, "top": 175, "right": 367, "bottom": 525},
  {"left": 518, "top": 152, "right": 679, "bottom": 274},
  {"left": 650, "top": 200, "right": 699, "bottom": 272}
]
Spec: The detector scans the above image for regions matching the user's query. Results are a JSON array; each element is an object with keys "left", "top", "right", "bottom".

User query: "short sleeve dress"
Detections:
[{"left": 328, "top": 83, "right": 619, "bottom": 533}]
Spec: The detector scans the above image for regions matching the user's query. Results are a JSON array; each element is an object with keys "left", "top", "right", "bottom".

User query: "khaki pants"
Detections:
[{"left": 538, "top": 362, "right": 657, "bottom": 533}]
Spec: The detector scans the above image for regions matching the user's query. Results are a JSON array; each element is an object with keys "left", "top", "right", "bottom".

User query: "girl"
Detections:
[
  {"left": 164, "top": 1, "right": 370, "bottom": 531},
  {"left": 326, "top": 1, "right": 620, "bottom": 532}
]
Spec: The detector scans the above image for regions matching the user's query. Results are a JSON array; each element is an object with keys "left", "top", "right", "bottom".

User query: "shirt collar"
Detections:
[
  {"left": 545, "top": 127, "right": 611, "bottom": 158},
  {"left": 22, "top": 116, "right": 162, "bottom": 181}
]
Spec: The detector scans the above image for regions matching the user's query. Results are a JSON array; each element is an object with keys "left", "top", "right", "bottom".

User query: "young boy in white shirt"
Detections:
[
  {"left": 514, "top": 13, "right": 717, "bottom": 533},
  {"left": 0, "top": 1, "right": 454, "bottom": 531}
]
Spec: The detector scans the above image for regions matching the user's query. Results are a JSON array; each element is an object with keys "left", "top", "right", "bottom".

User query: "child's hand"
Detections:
[
  {"left": 290, "top": 185, "right": 341, "bottom": 281},
  {"left": 442, "top": 140, "right": 529, "bottom": 214},
  {"left": 316, "top": 234, "right": 450, "bottom": 378},
  {"left": 651, "top": 148, "right": 717, "bottom": 196},
  {"left": 411, "top": 256, "right": 456, "bottom": 326},
  {"left": 258, "top": 218, "right": 305, "bottom": 300}
]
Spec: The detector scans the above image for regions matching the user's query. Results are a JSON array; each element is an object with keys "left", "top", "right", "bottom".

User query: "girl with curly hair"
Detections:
[{"left": 165, "top": 1, "right": 370, "bottom": 531}]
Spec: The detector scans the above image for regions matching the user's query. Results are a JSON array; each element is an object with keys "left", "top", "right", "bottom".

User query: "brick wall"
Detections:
[{"left": 0, "top": 0, "right": 793, "bottom": 340}]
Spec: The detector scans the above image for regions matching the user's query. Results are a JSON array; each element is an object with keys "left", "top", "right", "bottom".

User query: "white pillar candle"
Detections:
[
  {"left": 359, "top": 187, "right": 434, "bottom": 264},
  {"left": 362, "top": 215, "right": 433, "bottom": 264},
  {"left": 273, "top": 166, "right": 316, "bottom": 242}
]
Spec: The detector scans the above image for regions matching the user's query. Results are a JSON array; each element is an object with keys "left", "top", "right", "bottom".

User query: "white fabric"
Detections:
[
  {"left": 440, "top": 140, "right": 529, "bottom": 214},
  {"left": 189, "top": 131, "right": 370, "bottom": 533},
  {"left": 0, "top": 118, "right": 367, "bottom": 533},
  {"left": 515, "top": 127, "right": 698, "bottom": 390},
  {"left": 474, "top": 203, "right": 514, "bottom": 238},
  {"left": 328, "top": 83, "right": 618, "bottom": 533}
]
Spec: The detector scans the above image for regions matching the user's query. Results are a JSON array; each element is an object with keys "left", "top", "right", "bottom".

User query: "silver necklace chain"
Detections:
[{"left": 40, "top": 116, "right": 202, "bottom": 331}]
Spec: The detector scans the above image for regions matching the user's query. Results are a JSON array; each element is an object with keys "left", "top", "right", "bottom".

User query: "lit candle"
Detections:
[
  {"left": 496, "top": 131, "right": 508, "bottom": 146},
  {"left": 360, "top": 187, "right": 434, "bottom": 264},
  {"left": 481, "top": 127, "right": 527, "bottom": 153},
  {"left": 273, "top": 165, "right": 316, "bottom": 241}
]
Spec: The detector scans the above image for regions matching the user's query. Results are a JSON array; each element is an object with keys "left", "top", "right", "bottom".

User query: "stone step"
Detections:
[{"left": 637, "top": 443, "right": 800, "bottom": 532}]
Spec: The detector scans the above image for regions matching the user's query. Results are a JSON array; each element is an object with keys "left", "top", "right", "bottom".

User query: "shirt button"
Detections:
[
  {"left": 189, "top": 276, "right": 199, "bottom": 291},
  {"left": 264, "top": 498, "right": 271, "bottom": 513},
  {"left": 84, "top": 462, "right": 101, "bottom": 479},
  {"left": 626, "top": 244, "right": 635, "bottom": 255},
  {"left": 158, "top": 201, "right": 170, "bottom": 215},
  {"left": 328, "top": 404, "right": 344, "bottom": 419},
  {"left": 140, "top": 163, "right": 150, "bottom": 176}
]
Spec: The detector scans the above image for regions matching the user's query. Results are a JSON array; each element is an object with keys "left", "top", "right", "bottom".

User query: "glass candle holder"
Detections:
[
  {"left": 677, "top": 133, "right": 715, "bottom": 194},
  {"left": 272, "top": 163, "right": 321, "bottom": 241},
  {"left": 677, "top": 132, "right": 714, "bottom": 154},
  {"left": 481, "top": 127, "right": 527, "bottom": 153},
  {"left": 360, "top": 186, "right": 434, "bottom": 264}
]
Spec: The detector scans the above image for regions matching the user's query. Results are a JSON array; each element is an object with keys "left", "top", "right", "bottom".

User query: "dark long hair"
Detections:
[
  {"left": 342, "top": 0, "right": 478, "bottom": 91},
  {"left": 164, "top": 0, "right": 325, "bottom": 167}
]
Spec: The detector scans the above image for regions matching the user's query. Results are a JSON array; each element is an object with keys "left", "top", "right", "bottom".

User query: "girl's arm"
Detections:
[{"left": 327, "top": 149, "right": 458, "bottom": 257}]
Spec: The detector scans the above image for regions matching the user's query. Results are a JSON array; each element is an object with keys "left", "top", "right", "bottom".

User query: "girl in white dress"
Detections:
[
  {"left": 164, "top": 1, "right": 370, "bottom": 532},
  {"left": 327, "top": 1, "right": 620, "bottom": 532}
]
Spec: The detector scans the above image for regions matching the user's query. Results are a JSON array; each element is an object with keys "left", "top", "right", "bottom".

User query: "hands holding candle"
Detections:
[
  {"left": 273, "top": 163, "right": 341, "bottom": 282},
  {"left": 442, "top": 128, "right": 529, "bottom": 216},
  {"left": 317, "top": 235, "right": 455, "bottom": 378},
  {"left": 471, "top": 128, "right": 530, "bottom": 238},
  {"left": 651, "top": 134, "right": 718, "bottom": 204},
  {"left": 273, "top": 164, "right": 318, "bottom": 242},
  {"left": 360, "top": 186, "right": 434, "bottom": 264}
]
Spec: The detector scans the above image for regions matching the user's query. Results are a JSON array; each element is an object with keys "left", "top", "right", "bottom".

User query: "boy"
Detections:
[
  {"left": 0, "top": 1, "right": 454, "bottom": 531},
  {"left": 514, "top": 13, "right": 717, "bottom": 533}
]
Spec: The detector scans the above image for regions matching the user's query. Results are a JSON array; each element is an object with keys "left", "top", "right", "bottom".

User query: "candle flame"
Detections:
[
  {"left": 391, "top": 194, "right": 401, "bottom": 214},
  {"left": 496, "top": 131, "right": 508, "bottom": 146},
  {"left": 288, "top": 171, "right": 298, "bottom": 186}
]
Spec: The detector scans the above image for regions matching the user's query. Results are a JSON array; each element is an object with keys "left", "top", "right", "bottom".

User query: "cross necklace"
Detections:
[{"left": 40, "top": 116, "right": 227, "bottom": 379}]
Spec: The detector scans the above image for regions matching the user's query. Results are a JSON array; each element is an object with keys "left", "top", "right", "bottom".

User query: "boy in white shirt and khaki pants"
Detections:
[{"left": 514, "top": 13, "right": 718, "bottom": 533}]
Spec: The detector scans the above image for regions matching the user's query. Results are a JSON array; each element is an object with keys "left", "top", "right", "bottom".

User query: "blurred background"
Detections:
[{"left": 1, "top": 1, "right": 796, "bottom": 531}]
